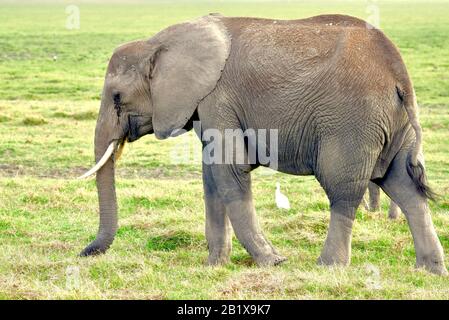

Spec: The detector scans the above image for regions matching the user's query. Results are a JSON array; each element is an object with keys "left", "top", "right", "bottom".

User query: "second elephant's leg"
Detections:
[
  {"left": 388, "top": 201, "right": 401, "bottom": 219},
  {"left": 368, "top": 182, "right": 381, "bottom": 211},
  {"left": 369, "top": 181, "right": 401, "bottom": 218}
]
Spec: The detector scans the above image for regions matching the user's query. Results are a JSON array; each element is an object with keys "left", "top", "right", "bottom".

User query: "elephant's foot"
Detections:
[
  {"left": 80, "top": 244, "right": 109, "bottom": 257},
  {"left": 367, "top": 199, "right": 380, "bottom": 212},
  {"left": 207, "top": 248, "right": 231, "bottom": 266},
  {"left": 207, "top": 255, "right": 230, "bottom": 266},
  {"left": 317, "top": 240, "right": 351, "bottom": 266},
  {"left": 79, "top": 238, "right": 113, "bottom": 257},
  {"left": 317, "top": 238, "right": 351, "bottom": 266},
  {"left": 368, "top": 198, "right": 380, "bottom": 212},
  {"left": 245, "top": 236, "right": 287, "bottom": 266},
  {"left": 254, "top": 253, "right": 287, "bottom": 267},
  {"left": 416, "top": 253, "right": 448, "bottom": 276},
  {"left": 317, "top": 253, "right": 349, "bottom": 266},
  {"left": 80, "top": 244, "right": 105, "bottom": 257},
  {"left": 388, "top": 203, "right": 401, "bottom": 220}
]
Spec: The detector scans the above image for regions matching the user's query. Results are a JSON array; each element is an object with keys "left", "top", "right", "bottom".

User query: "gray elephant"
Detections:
[{"left": 79, "top": 14, "right": 447, "bottom": 275}]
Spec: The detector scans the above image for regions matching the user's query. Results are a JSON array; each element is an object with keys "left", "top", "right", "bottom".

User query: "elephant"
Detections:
[{"left": 79, "top": 14, "right": 447, "bottom": 275}]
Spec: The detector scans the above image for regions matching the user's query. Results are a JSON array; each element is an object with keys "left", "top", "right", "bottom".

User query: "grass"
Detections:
[{"left": 0, "top": 0, "right": 449, "bottom": 299}]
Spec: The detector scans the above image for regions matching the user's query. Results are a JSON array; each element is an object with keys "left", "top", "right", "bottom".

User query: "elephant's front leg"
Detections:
[
  {"left": 226, "top": 196, "right": 286, "bottom": 266},
  {"left": 203, "top": 163, "right": 233, "bottom": 265},
  {"left": 208, "top": 164, "right": 286, "bottom": 266}
]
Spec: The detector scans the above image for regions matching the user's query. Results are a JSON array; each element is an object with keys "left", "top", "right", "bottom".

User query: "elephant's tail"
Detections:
[
  {"left": 405, "top": 153, "right": 436, "bottom": 201},
  {"left": 399, "top": 87, "right": 421, "bottom": 166},
  {"left": 399, "top": 85, "right": 436, "bottom": 200}
]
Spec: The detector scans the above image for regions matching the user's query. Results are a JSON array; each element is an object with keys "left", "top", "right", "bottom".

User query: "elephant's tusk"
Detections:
[
  {"left": 77, "top": 141, "right": 117, "bottom": 179},
  {"left": 115, "top": 140, "right": 126, "bottom": 162}
]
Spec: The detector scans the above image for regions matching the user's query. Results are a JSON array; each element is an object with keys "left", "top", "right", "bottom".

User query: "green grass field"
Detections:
[{"left": 1, "top": 0, "right": 449, "bottom": 299}]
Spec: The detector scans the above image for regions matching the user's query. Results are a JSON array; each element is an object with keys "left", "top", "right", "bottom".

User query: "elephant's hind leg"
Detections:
[
  {"left": 376, "top": 150, "right": 447, "bottom": 275},
  {"left": 318, "top": 204, "right": 357, "bottom": 266},
  {"left": 315, "top": 138, "right": 374, "bottom": 266}
]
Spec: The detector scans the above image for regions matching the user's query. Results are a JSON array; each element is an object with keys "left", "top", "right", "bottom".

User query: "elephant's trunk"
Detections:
[{"left": 80, "top": 107, "right": 120, "bottom": 256}]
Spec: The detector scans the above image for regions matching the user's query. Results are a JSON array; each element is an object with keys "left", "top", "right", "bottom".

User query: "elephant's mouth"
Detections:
[{"left": 127, "top": 114, "right": 154, "bottom": 143}]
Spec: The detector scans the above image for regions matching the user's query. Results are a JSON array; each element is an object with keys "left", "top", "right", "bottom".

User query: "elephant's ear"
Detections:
[{"left": 148, "top": 15, "right": 231, "bottom": 139}]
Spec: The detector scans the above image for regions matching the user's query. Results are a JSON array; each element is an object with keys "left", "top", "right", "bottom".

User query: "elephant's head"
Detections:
[{"left": 79, "top": 15, "right": 230, "bottom": 256}]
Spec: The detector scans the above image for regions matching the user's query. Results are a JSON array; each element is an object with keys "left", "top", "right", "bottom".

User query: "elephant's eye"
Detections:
[
  {"left": 113, "top": 93, "right": 122, "bottom": 117},
  {"left": 113, "top": 93, "right": 121, "bottom": 105}
]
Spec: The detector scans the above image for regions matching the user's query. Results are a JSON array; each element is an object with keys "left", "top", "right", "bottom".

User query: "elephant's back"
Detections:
[
  {"left": 220, "top": 14, "right": 409, "bottom": 117},
  {"left": 221, "top": 14, "right": 371, "bottom": 32},
  {"left": 221, "top": 14, "right": 403, "bottom": 81}
]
